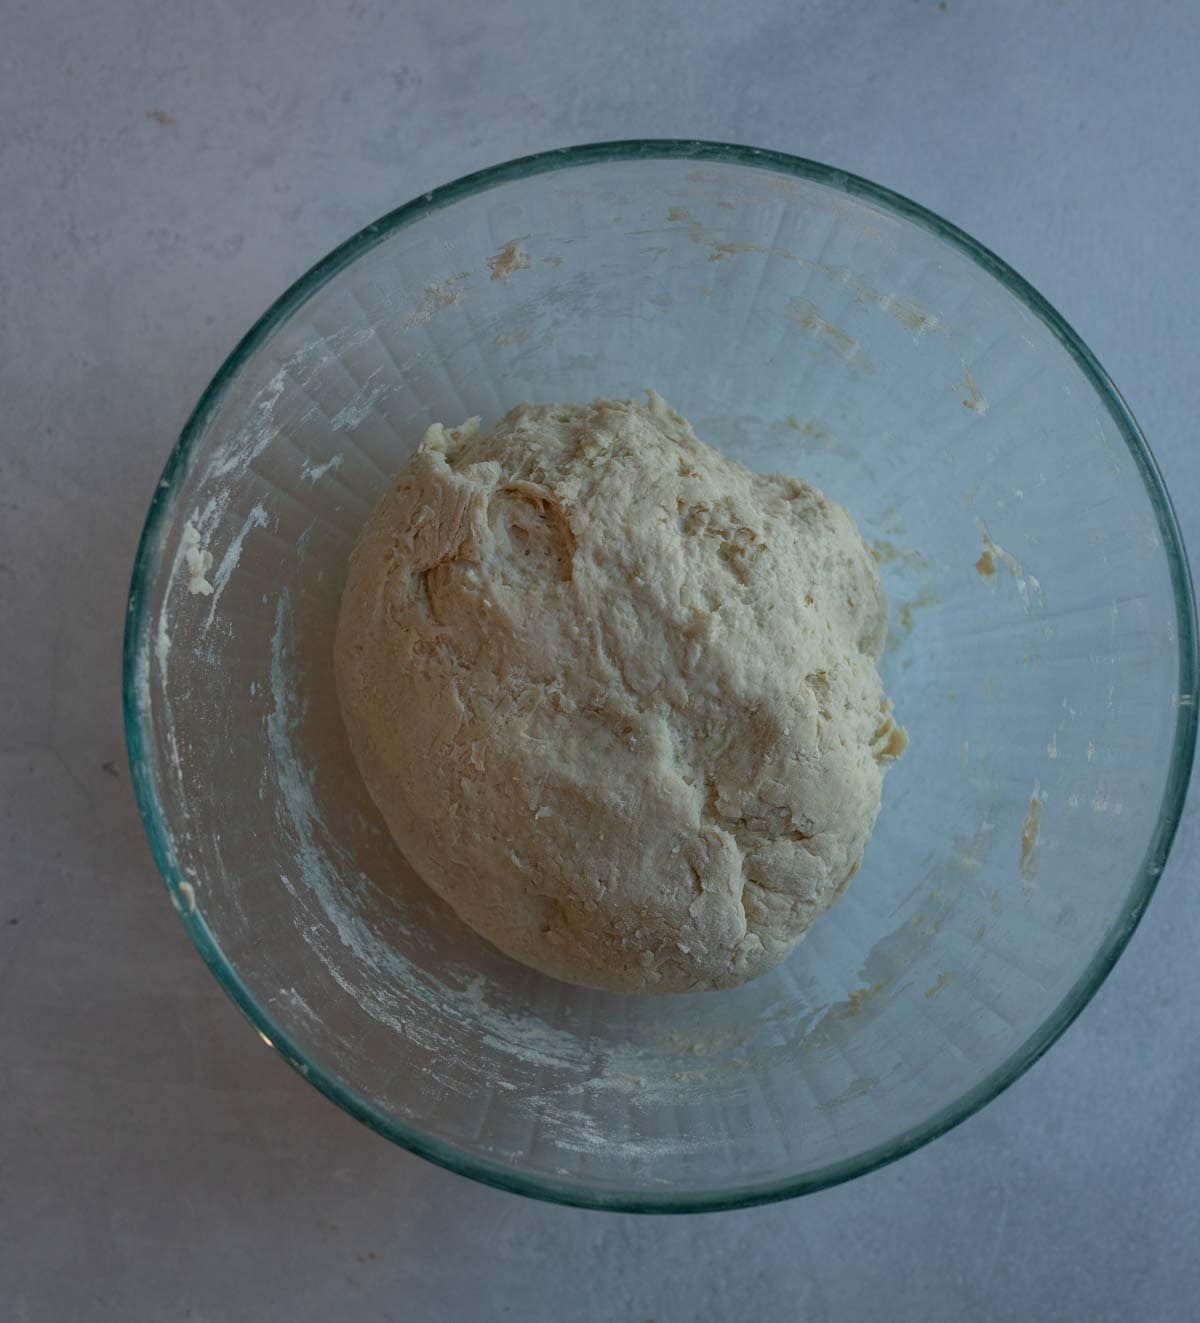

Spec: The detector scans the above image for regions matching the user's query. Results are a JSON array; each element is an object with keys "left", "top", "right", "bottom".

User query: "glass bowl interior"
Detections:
[{"left": 125, "top": 142, "right": 1197, "bottom": 1212}]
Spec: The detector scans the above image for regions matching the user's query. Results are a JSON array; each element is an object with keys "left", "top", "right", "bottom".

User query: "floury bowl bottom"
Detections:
[{"left": 125, "top": 143, "right": 1196, "bottom": 1211}]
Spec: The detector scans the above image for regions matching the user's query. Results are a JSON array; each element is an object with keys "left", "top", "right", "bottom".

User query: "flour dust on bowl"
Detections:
[{"left": 124, "top": 142, "right": 1197, "bottom": 1212}]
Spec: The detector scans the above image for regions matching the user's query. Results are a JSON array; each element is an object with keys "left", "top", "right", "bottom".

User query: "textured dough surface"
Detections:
[{"left": 335, "top": 394, "right": 904, "bottom": 993}]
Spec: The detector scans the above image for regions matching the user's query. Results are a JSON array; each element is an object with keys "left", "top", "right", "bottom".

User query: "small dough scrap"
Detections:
[
  {"left": 335, "top": 394, "right": 904, "bottom": 993},
  {"left": 182, "top": 522, "right": 214, "bottom": 596}
]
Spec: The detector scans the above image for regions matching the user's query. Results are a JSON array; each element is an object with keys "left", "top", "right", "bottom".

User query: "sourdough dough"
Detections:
[{"left": 335, "top": 393, "right": 904, "bottom": 993}]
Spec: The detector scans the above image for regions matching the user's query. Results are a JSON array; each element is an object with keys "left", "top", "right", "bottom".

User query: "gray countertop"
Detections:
[{"left": 3, "top": 1, "right": 1198, "bottom": 1319}]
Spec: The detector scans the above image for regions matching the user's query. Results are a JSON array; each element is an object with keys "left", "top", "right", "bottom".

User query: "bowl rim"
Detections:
[{"left": 123, "top": 138, "right": 1198, "bottom": 1214}]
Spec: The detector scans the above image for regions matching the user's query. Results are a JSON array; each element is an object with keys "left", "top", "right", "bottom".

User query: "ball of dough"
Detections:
[{"left": 335, "top": 393, "right": 904, "bottom": 993}]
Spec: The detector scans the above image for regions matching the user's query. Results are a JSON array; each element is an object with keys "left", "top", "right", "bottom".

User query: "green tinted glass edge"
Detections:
[{"left": 123, "top": 139, "right": 1198, "bottom": 1214}]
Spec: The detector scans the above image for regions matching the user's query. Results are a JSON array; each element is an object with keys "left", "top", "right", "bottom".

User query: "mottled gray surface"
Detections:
[{"left": 2, "top": 1, "right": 1198, "bottom": 1319}]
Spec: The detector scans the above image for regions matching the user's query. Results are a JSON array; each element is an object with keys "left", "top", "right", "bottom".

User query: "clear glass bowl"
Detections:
[{"left": 124, "top": 142, "right": 1197, "bottom": 1211}]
